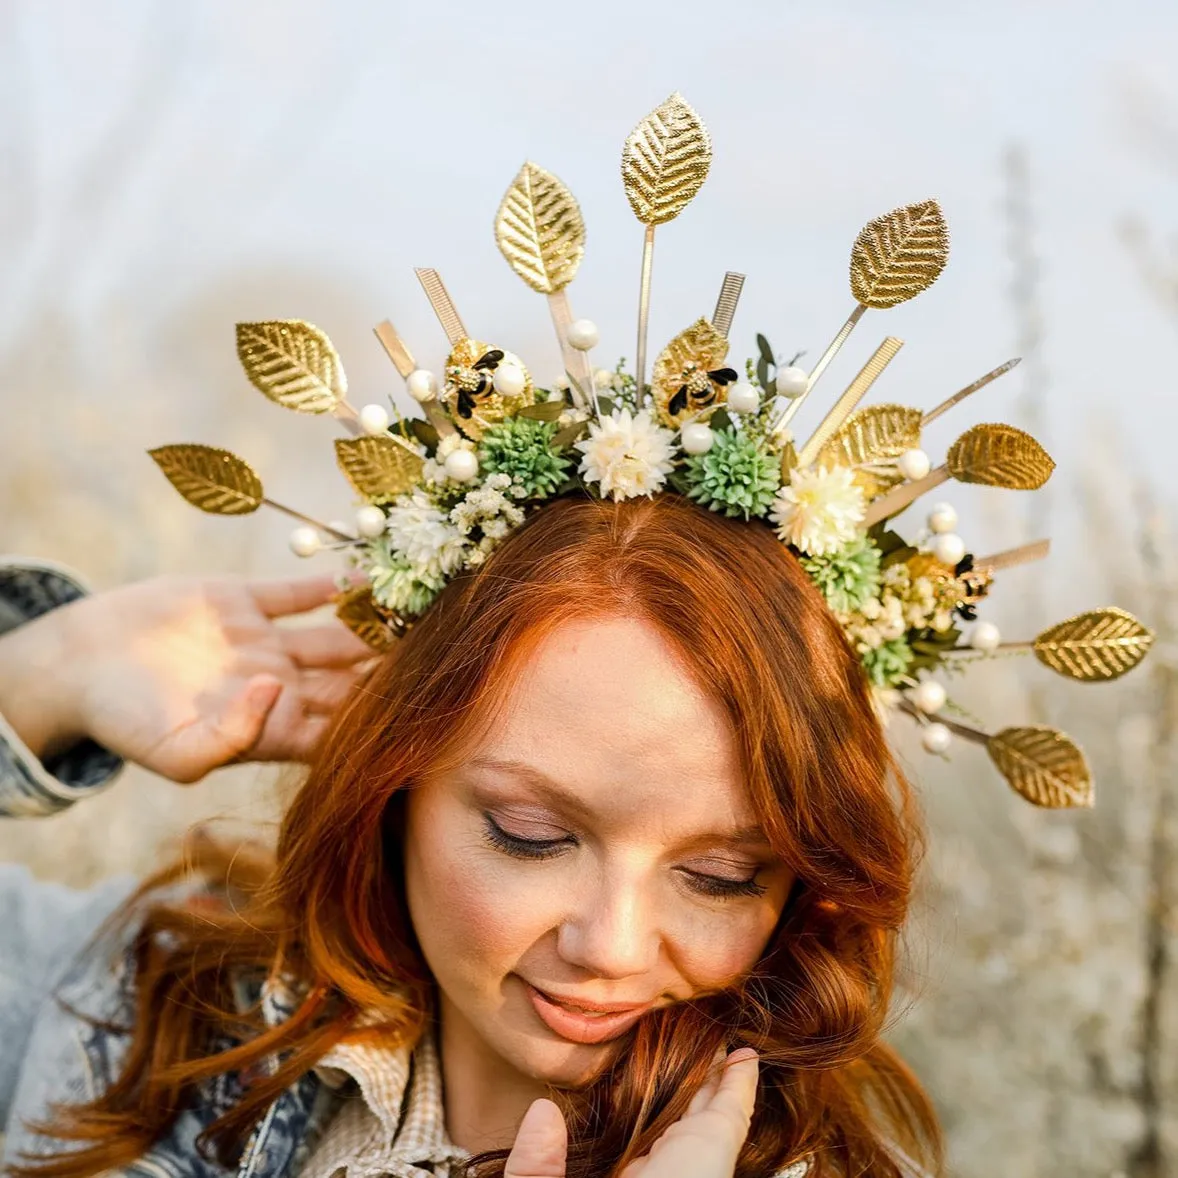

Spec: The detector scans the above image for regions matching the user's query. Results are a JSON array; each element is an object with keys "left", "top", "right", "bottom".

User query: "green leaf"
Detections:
[
  {"left": 409, "top": 418, "right": 440, "bottom": 451},
  {"left": 756, "top": 334, "right": 775, "bottom": 366},
  {"left": 517, "top": 400, "right": 566, "bottom": 421},
  {"left": 708, "top": 406, "right": 735, "bottom": 433}
]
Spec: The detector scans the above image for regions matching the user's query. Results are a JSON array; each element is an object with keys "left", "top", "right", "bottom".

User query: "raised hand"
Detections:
[
  {"left": 0, "top": 572, "right": 375, "bottom": 782},
  {"left": 504, "top": 1048, "right": 760, "bottom": 1178}
]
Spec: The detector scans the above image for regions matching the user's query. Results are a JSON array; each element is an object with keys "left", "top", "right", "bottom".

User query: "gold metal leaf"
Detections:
[
  {"left": 651, "top": 317, "right": 730, "bottom": 428},
  {"left": 148, "top": 444, "right": 263, "bottom": 515},
  {"left": 817, "top": 403, "right": 923, "bottom": 470},
  {"left": 988, "top": 726, "right": 1093, "bottom": 809},
  {"left": 621, "top": 93, "right": 712, "bottom": 226},
  {"left": 850, "top": 200, "right": 949, "bottom": 309},
  {"left": 334, "top": 437, "right": 425, "bottom": 503},
  {"left": 946, "top": 423, "right": 1055, "bottom": 489},
  {"left": 236, "top": 320, "right": 345, "bottom": 414},
  {"left": 1033, "top": 607, "right": 1155, "bottom": 682},
  {"left": 495, "top": 162, "right": 585, "bottom": 295},
  {"left": 335, "top": 584, "right": 400, "bottom": 652},
  {"left": 441, "top": 339, "right": 535, "bottom": 441}
]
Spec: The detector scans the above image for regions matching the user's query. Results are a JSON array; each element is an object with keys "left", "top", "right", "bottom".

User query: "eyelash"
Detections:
[{"left": 479, "top": 815, "right": 768, "bottom": 900}]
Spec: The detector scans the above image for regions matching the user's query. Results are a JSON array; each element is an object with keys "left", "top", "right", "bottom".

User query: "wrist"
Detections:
[{"left": 0, "top": 599, "right": 90, "bottom": 761}]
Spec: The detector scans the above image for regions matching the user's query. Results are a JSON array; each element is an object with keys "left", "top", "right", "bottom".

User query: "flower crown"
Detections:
[{"left": 150, "top": 94, "right": 1154, "bottom": 810}]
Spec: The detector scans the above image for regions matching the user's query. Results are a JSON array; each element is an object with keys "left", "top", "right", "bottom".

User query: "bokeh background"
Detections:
[{"left": 2, "top": 2, "right": 1177, "bottom": 1175}]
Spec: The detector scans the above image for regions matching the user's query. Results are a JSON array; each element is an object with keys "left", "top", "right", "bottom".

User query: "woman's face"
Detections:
[{"left": 402, "top": 615, "right": 794, "bottom": 1091}]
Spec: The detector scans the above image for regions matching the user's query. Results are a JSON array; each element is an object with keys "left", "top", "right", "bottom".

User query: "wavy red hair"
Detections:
[{"left": 13, "top": 492, "right": 942, "bottom": 1178}]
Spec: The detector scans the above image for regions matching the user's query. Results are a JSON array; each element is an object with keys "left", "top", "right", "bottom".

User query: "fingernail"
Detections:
[{"left": 728, "top": 1047, "right": 758, "bottom": 1064}]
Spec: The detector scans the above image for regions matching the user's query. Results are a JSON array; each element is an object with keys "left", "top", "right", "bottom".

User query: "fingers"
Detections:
[
  {"left": 685, "top": 1046, "right": 728, "bottom": 1116},
  {"left": 504, "top": 1098, "right": 568, "bottom": 1178},
  {"left": 248, "top": 575, "right": 345, "bottom": 619},
  {"left": 705, "top": 1048, "right": 759, "bottom": 1136},
  {"left": 297, "top": 669, "right": 358, "bottom": 715},
  {"left": 281, "top": 623, "right": 375, "bottom": 669}
]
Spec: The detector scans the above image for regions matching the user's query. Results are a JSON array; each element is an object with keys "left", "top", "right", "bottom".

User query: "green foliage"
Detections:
[
  {"left": 479, "top": 416, "right": 572, "bottom": 499},
  {"left": 683, "top": 427, "right": 781, "bottom": 519},
  {"left": 861, "top": 636, "right": 915, "bottom": 688},
  {"left": 801, "top": 536, "right": 883, "bottom": 613}
]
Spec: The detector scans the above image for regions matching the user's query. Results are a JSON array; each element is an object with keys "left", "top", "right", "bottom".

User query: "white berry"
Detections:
[
  {"left": 927, "top": 502, "right": 958, "bottom": 534},
  {"left": 931, "top": 532, "right": 966, "bottom": 567},
  {"left": 288, "top": 526, "right": 321, "bottom": 558},
  {"left": 775, "top": 366, "right": 808, "bottom": 398},
  {"left": 725, "top": 381, "right": 760, "bottom": 414},
  {"left": 444, "top": 448, "right": 479, "bottom": 482},
  {"left": 970, "top": 621, "right": 1001, "bottom": 654},
  {"left": 406, "top": 369, "right": 437, "bottom": 402},
  {"left": 566, "top": 319, "right": 600, "bottom": 351},
  {"left": 897, "top": 448, "right": 931, "bottom": 481},
  {"left": 921, "top": 722, "right": 953, "bottom": 755},
  {"left": 680, "top": 422, "right": 715, "bottom": 455},
  {"left": 359, "top": 403, "right": 390, "bottom": 436},
  {"left": 911, "top": 680, "right": 947, "bottom": 714},
  {"left": 355, "top": 504, "right": 388, "bottom": 539},
  {"left": 492, "top": 363, "right": 527, "bottom": 397}
]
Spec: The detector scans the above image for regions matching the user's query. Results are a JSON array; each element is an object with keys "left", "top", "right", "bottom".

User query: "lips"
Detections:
[{"left": 523, "top": 981, "right": 652, "bottom": 1045}]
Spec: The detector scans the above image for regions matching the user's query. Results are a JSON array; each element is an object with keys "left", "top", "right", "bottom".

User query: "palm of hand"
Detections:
[{"left": 70, "top": 573, "right": 372, "bottom": 782}]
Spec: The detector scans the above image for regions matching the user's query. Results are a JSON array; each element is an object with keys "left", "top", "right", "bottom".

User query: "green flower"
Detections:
[
  {"left": 683, "top": 427, "right": 781, "bottom": 519},
  {"left": 861, "top": 637, "right": 914, "bottom": 688},
  {"left": 366, "top": 540, "right": 445, "bottom": 618},
  {"left": 479, "top": 416, "right": 572, "bottom": 500},
  {"left": 801, "top": 536, "right": 883, "bottom": 614}
]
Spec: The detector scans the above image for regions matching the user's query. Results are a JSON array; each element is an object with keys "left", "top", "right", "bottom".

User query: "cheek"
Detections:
[
  {"left": 404, "top": 800, "right": 552, "bottom": 977},
  {"left": 670, "top": 902, "right": 783, "bottom": 990}
]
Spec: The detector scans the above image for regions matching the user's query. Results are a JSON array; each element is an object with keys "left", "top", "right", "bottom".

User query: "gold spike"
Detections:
[
  {"left": 797, "top": 337, "right": 904, "bottom": 468},
  {"left": 769, "top": 304, "right": 868, "bottom": 435},
  {"left": 415, "top": 268, "right": 468, "bottom": 345},
  {"left": 923, "top": 358, "right": 1021, "bottom": 426},
  {"left": 1033, "top": 607, "right": 1156, "bottom": 682},
  {"left": 864, "top": 465, "right": 951, "bottom": 526},
  {"left": 987, "top": 726, "right": 1093, "bottom": 808},
  {"left": 635, "top": 224, "right": 656, "bottom": 396},
  {"left": 373, "top": 320, "right": 416, "bottom": 379},
  {"left": 545, "top": 287, "right": 594, "bottom": 412},
  {"left": 711, "top": 272, "right": 745, "bottom": 339},
  {"left": 974, "top": 539, "right": 1051, "bottom": 572}
]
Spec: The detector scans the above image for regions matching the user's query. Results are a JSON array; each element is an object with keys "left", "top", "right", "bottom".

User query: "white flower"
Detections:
[
  {"left": 768, "top": 464, "right": 866, "bottom": 556},
  {"left": 574, "top": 407, "right": 676, "bottom": 502},
  {"left": 384, "top": 489, "right": 468, "bottom": 578},
  {"left": 450, "top": 472, "right": 525, "bottom": 538}
]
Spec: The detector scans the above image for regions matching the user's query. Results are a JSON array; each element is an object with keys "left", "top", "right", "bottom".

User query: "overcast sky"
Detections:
[{"left": 3, "top": 0, "right": 1177, "bottom": 563}]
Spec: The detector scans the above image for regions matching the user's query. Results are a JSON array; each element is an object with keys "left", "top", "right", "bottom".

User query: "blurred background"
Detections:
[{"left": 1, "top": 1, "right": 1176, "bottom": 1174}]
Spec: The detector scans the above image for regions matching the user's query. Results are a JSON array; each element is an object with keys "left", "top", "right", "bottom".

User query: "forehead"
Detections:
[{"left": 465, "top": 616, "right": 757, "bottom": 836}]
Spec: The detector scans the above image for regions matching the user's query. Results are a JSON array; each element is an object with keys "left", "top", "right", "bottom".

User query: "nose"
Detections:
[{"left": 555, "top": 863, "right": 661, "bottom": 979}]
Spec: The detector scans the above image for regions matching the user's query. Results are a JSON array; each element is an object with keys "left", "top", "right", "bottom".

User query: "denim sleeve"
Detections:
[
  {"left": 0, "top": 862, "right": 138, "bottom": 1133},
  {"left": 0, "top": 560, "right": 124, "bottom": 818}
]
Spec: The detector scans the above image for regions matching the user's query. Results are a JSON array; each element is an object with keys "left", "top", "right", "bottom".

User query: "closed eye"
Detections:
[{"left": 479, "top": 814, "right": 767, "bottom": 900}]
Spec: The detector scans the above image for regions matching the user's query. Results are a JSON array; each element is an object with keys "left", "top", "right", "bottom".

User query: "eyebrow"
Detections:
[{"left": 466, "top": 756, "right": 773, "bottom": 849}]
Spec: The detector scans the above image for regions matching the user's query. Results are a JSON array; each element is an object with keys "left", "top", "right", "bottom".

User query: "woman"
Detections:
[{"left": 0, "top": 492, "right": 940, "bottom": 1178}]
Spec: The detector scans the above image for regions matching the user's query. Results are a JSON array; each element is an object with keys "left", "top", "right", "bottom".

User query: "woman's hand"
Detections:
[
  {"left": 504, "top": 1048, "right": 760, "bottom": 1178},
  {"left": 0, "top": 572, "right": 374, "bottom": 782}
]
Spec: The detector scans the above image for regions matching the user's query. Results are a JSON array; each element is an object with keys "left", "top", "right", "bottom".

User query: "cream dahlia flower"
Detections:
[
  {"left": 769, "top": 464, "right": 867, "bottom": 556},
  {"left": 574, "top": 407, "right": 676, "bottom": 501},
  {"left": 384, "top": 488, "right": 468, "bottom": 578}
]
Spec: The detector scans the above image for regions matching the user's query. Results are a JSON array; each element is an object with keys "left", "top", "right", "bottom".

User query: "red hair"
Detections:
[{"left": 14, "top": 492, "right": 942, "bottom": 1178}]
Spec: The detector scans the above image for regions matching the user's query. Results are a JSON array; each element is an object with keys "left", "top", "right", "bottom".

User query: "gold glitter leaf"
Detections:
[
  {"left": 495, "top": 162, "right": 585, "bottom": 295},
  {"left": 148, "top": 444, "right": 263, "bottom": 515},
  {"left": 817, "top": 404, "right": 923, "bottom": 470},
  {"left": 236, "top": 320, "right": 346, "bottom": 414},
  {"left": 651, "top": 317, "right": 730, "bottom": 427},
  {"left": 850, "top": 201, "right": 949, "bottom": 309},
  {"left": 335, "top": 584, "right": 400, "bottom": 652},
  {"left": 334, "top": 437, "right": 424, "bottom": 503},
  {"left": 1033, "top": 607, "right": 1155, "bottom": 682},
  {"left": 988, "top": 726, "right": 1093, "bottom": 809},
  {"left": 946, "top": 423, "right": 1055, "bottom": 489},
  {"left": 622, "top": 93, "right": 712, "bottom": 226}
]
